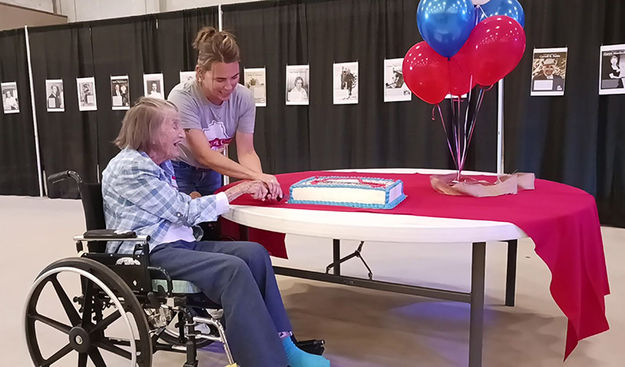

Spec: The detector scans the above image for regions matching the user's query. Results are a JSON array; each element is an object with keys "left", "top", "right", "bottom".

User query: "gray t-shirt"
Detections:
[{"left": 167, "top": 80, "right": 255, "bottom": 168}]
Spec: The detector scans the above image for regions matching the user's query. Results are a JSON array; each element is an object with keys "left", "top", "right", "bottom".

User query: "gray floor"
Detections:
[{"left": 1, "top": 195, "right": 623, "bottom": 367}]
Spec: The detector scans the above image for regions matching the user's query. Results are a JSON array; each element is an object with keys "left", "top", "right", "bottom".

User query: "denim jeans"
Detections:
[
  {"left": 150, "top": 240, "right": 291, "bottom": 366},
  {"left": 171, "top": 160, "right": 223, "bottom": 195}
]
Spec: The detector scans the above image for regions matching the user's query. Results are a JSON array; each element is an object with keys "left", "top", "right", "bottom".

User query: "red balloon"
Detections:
[
  {"left": 465, "top": 15, "right": 526, "bottom": 86},
  {"left": 402, "top": 41, "right": 450, "bottom": 104},
  {"left": 449, "top": 42, "right": 476, "bottom": 96}
]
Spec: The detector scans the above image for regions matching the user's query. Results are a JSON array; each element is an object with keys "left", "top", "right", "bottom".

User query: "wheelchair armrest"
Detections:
[
  {"left": 74, "top": 231, "right": 149, "bottom": 254},
  {"left": 73, "top": 231, "right": 149, "bottom": 243},
  {"left": 84, "top": 229, "right": 137, "bottom": 239},
  {"left": 48, "top": 170, "right": 82, "bottom": 185}
]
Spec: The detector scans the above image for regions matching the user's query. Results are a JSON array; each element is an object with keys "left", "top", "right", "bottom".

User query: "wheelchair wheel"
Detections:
[{"left": 25, "top": 257, "right": 152, "bottom": 366}]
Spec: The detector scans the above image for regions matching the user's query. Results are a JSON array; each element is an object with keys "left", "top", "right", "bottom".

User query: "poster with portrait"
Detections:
[
  {"left": 383, "top": 58, "right": 411, "bottom": 102},
  {"left": 144, "top": 73, "right": 164, "bottom": 99},
  {"left": 180, "top": 71, "right": 195, "bottom": 84},
  {"left": 530, "top": 47, "right": 568, "bottom": 96},
  {"left": 244, "top": 68, "right": 267, "bottom": 107},
  {"left": 333, "top": 61, "right": 358, "bottom": 104},
  {"left": 76, "top": 77, "right": 97, "bottom": 111},
  {"left": 111, "top": 75, "right": 130, "bottom": 110},
  {"left": 286, "top": 65, "right": 310, "bottom": 105},
  {"left": 599, "top": 44, "right": 625, "bottom": 95},
  {"left": 1, "top": 82, "right": 19, "bottom": 114},
  {"left": 46, "top": 79, "right": 64, "bottom": 112}
]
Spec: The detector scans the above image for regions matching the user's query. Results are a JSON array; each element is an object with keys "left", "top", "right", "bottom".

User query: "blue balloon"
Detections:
[
  {"left": 417, "top": 0, "right": 477, "bottom": 58},
  {"left": 479, "top": 0, "right": 525, "bottom": 27}
]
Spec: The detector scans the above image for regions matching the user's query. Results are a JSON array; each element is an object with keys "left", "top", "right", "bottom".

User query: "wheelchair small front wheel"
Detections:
[
  {"left": 24, "top": 257, "right": 152, "bottom": 366},
  {"left": 157, "top": 309, "right": 215, "bottom": 349}
]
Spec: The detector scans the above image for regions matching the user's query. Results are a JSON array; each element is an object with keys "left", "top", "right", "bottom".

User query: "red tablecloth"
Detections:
[{"left": 219, "top": 171, "right": 610, "bottom": 359}]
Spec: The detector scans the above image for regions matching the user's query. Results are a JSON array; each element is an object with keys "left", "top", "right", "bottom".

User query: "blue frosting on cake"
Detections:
[{"left": 287, "top": 176, "right": 406, "bottom": 209}]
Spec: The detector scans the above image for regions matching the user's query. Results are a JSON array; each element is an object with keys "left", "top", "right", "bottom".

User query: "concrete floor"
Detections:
[{"left": 1, "top": 195, "right": 623, "bottom": 366}]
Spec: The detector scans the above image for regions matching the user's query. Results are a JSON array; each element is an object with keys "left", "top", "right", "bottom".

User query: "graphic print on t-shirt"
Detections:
[{"left": 203, "top": 120, "right": 232, "bottom": 152}]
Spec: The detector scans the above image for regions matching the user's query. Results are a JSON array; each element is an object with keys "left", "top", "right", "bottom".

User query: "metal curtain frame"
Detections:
[{"left": 24, "top": 25, "right": 44, "bottom": 197}]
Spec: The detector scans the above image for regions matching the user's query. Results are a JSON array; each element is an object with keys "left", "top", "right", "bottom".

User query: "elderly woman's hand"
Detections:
[
  {"left": 255, "top": 173, "right": 283, "bottom": 201},
  {"left": 244, "top": 180, "right": 269, "bottom": 201},
  {"left": 223, "top": 180, "right": 269, "bottom": 202}
]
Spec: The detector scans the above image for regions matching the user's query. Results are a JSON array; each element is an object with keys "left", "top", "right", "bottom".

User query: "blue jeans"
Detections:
[
  {"left": 150, "top": 240, "right": 291, "bottom": 366},
  {"left": 172, "top": 161, "right": 222, "bottom": 195}
]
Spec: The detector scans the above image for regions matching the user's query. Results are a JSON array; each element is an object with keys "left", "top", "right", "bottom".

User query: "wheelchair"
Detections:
[{"left": 24, "top": 171, "right": 325, "bottom": 366}]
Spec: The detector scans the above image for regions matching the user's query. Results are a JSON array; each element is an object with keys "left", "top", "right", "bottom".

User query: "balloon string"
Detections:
[
  {"left": 476, "top": 5, "right": 487, "bottom": 21},
  {"left": 463, "top": 74, "right": 473, "bottom": 142},
  {"left": 436, "top": 103, "right": 458, "bottom": 170},
  {"left": 460, "top": 86, "right": 486, "bottom": 169},
  {"left": 455, "top": 96, "right": 462, "bottom": 176},
  {"left": 450, "top": 98, "right": 460, "bottom": 171},
  {"left": 484, "top": 84, "right": 496, "bottom": 92}
]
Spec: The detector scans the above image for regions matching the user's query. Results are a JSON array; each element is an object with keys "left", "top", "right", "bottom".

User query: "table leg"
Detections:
[
  {"left": 469, "top": 242, "right": 486, "bottom": 367},
  {"left": 332, "top": 239, "right": 341, "bottom": 275},
  {"left": 505, "top": 240, "right": 518, "bottom": 307},
  {"left": 238, "top": 225, "right": 249, "bottom": 241}
]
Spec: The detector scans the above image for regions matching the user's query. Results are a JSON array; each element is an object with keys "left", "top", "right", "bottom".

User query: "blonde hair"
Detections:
[
  {"left": 114, "top": 97, "right": 178, "bottom": 152},
  {"left": 193, "top": 26, "right": 240, "bottom": 73}
]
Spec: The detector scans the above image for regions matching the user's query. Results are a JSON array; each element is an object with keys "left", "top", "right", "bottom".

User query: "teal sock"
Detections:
[{"left": 282, "top": 337, "right": 330, "bottom": 367}]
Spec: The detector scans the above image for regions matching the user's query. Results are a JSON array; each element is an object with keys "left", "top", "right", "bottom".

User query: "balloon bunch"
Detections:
[{"left": 402, "top": 0, "right": 526, "bottom": 179}]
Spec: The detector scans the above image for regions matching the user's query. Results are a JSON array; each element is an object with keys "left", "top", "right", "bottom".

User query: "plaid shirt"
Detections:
[{"left": 102, "top": 148, "right": 228, "bottom": 254}]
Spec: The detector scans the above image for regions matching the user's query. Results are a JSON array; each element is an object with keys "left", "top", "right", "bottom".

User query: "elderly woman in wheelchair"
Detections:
[{"left": 25, "top": 97, "right": 329, "bottom": 367}]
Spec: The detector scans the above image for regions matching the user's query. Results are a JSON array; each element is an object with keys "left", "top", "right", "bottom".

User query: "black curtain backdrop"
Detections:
[
  {"left": 26, "top": 8, "right": 219, "bottom": 197},
  {"left": 156, "top": 7, "right": 220, "bottom": 93},
  {"left": 222, "top": 1, "right": 313, "bottom": 173},
  {"left": 1, "top": 0, "right": 625, "bottom": 226},
  {"left": 90, "top": 16, "right": 160, "bottom": 171},
  {"left": 0, "top": 28, "right": 39, "bottom": 196},
  {"left": 91, "top": 8, "right": 218, "bottom": 173},
  {"left": 223, "top": 0, "right": 498, "bottom": 176},
  {"left": 504, "top": 0, "right": 625, "bottom": 226},
  {"left": 597, "top": 1, "right": 625, "bottom": 226},
  {"left": 29, "top": 24, "right": 99, "bottom": 198}
]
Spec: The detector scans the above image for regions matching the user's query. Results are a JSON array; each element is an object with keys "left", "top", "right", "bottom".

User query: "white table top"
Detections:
[{"left": 221, "top": 168, "right": 528, "bottom": 244}]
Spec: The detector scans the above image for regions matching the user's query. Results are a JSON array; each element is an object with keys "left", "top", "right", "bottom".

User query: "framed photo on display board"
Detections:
[
  {"left": 144, "top": 73, "right": 164, "bottom": 99},
  {"left": 76, "top": 77, "right": 97, "bottom": 111},
  {"left": 45, "top": 79, "right": 64, "bottom": 112},
  {"left": 599, "top": 44, "right": 625, "bottom": 95},
  {"left": 244, "top": 68, "right": 267, "bottom": 107},
  {"left": 1, "top": 82, "right": 19, "bottom": 114},
  {"left": 333, "top": 61, "right": 358, "bottom": 104},
  {"left": 530, "top": 47, "right": 568, "bottom": 96},
  {"left": 383, "top": 58, "right": 411, "bottom": 102},
  {"left": 286, "top": 65, "right": 309, "bottom": 105},
  {"left": 111, "top": 75, "right": 130, "bottom": 110},
  {"left": 179, "top": 71, "right": 195, "bottom": 84}
]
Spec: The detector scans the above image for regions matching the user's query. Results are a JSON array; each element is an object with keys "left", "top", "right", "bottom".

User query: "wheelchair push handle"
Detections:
[{"left": 48, "top": 170, "right": 83, "bottom": 185}]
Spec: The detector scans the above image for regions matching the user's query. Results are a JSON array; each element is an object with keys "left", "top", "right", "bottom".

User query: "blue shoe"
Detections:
[{"left": 282, "top": 337, "right": 330, "bottom": 367}]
